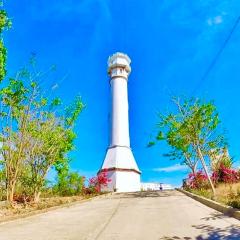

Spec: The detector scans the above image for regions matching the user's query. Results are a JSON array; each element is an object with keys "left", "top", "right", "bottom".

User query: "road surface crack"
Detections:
[{"left": 94, "top": 199, "right": 121, "bottom": 240}]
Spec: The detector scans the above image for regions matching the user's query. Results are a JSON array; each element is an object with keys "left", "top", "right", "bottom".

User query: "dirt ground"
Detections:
[{"left": 0, "top": 194, "right": 96, "bottom": 221}]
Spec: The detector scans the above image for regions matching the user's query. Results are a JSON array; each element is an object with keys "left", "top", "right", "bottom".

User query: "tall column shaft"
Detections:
[
  {"left": 110, "top": 77, "right": 130, "bottom": 147},
  {"left": 99, "top": 52, "right": 141, "bottom": 193}
]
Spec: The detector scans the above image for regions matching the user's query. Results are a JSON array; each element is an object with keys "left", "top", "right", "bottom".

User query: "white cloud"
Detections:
[
  {"left": 153, "top": 164, "right": 188, "bottom": 173},
  {"left": 207, "top": 15, "right": 223, "bottom": 26}
]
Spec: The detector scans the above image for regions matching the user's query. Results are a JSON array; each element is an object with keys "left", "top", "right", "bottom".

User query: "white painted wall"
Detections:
[
  {"left": 101, "top": 170, "right": 140, "bottom": 192},
  {"left": 115, "top": 171, "right": 140, "bottom": 192},
  {"left": 102, "top": 146, "right": 140, "bottom": 171},
  {"left": 141, "top": 183, "right": 174, "bottom": 191}
]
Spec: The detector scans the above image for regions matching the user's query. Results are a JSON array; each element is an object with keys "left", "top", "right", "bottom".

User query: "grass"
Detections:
[
  {"left": 188, "top": 182, "right": 240, "bottom": 209},
  {"left": 0, "top": 193, "right": 103, "bottom": 221}
]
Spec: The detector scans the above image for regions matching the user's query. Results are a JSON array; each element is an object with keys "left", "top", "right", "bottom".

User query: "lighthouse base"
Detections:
[
  {"left": 100, "top": 169, "right": 141, "bottom": 192},
  {"left": 99, "top": 146, "right": 141, "bottom": 192}
]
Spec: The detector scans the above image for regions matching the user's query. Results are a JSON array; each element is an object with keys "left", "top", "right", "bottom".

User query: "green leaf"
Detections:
[{"left": 147, "top": 141, "right": 155, "bottom": 148}]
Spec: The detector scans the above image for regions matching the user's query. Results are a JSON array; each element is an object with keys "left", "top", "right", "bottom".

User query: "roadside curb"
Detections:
[
  {"left": 0, "top": 192, "right": 113, "bottom": 225},
  {"left": 177, "top": 188, "right": 240, "bottom": 221}
]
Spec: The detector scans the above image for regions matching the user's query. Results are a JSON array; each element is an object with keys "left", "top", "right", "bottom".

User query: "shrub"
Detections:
[
  {"left": 227, "top": 189, "right": 240, "bottom": 209},
  {"left": 185, "top": 170, "right": 209, "bottom": 190},
  {"left": 0, "top": 169, "right": 6, "bottom": 201},
  {"left": 228, "top": 199, "right": 240, "bottom": 209},
  {"left": 13, "top": 194, "right": 32, "bottom": 204},
  {"left": 54, "top": 171, "right": 85, "bottom": 196},
  {"left": 190, "top": 188, "right": 212, "bottom": 199},
  {"left": 88, "top": 170, "right": 111, "bottom": 193},
  {"left": 212, "top": 164, "right": 240, "bottom": 184}
]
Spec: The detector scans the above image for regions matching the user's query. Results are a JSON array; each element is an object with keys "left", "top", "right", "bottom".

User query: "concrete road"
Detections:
[{"left": 0, "top": 190, "right": 239, "bottom": 240}]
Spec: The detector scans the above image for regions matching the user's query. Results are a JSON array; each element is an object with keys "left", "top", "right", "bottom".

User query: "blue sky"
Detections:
[{"left": 4, "top": 0, "right": 240, "bottom": 187}]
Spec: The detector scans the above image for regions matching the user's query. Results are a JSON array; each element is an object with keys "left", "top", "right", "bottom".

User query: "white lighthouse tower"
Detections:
[{"left": 98, "top": 52, "right": 141, "bottom": 192}]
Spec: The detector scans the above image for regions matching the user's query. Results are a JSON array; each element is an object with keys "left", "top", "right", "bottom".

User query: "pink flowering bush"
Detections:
[
  {"left": 185, "top": 170, "right": 209, "bottom": 189},
  {"left": 211, "top": 164, "right": 240, "bottom": 184},
  {"left": 86, "top": 170, "right": 111, "bottom": 193}
]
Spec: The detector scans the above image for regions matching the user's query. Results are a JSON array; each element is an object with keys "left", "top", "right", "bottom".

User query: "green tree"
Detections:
[
  {"left": 209, "top": 147, "right": 232, "bottom": 171},
  {"left": 0, "top": 65, "right": 85, "bottom": 204},
  {"left": 0, "top": 166, "right": 5, "bottom": 200},
  {"left": 23, "top": 95, "right": 84, "bottom": 202},
  {"left": 0, "top": 76, "right": 30, "bottom": 204},
  {"left": 54, "top": 169, "right": 85, "bottom": 196},
  {"left": 0, "top": 4, "right": 12, "bottom": 201},
  {"left": 152, "top": 97, "right": 226, "bottom": 197},
  {"left": 0, "top": 3, "right": 11, "bottom": 82},
  {"left": 0, "top": 4, "right": 85, "bottom": 204},
  {"left": 162, "top": 147, "right": 199, "bottom": 175}
]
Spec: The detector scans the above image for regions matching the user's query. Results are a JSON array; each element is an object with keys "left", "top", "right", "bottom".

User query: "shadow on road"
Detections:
[
  {"left": 159, "top": 237, "right": 192, "bottom": 239},
  {"left": 114, "top": 190, "right": 183, "bottom": 199},
  {"left": 200, "top": 212, "right": 227, "bottom": 221},
  {"left": 193, "top": 224, "right": 240, "bottom": 240},
  {"left": 159, "top": 221, "right": 240, "bottom": 239}
]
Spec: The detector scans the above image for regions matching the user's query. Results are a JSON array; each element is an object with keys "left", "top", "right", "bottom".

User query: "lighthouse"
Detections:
[{"left": 98, "top": 52, "right": 141, "bottom": 192}]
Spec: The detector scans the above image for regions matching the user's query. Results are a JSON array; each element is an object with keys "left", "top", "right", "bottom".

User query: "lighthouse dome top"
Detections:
[{"left": 107, "top": 52, "right": 131, "bottom": 75}]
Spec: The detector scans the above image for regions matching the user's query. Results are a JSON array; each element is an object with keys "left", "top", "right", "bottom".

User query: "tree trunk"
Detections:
[
  {"left": 197, "top": 146, "right": 216, "bottom": 198},
  {"left": 190, "top": 164, "right": 197, "bottom": 175},
  {"left": 7, "top": 179, "right": 16, "bottom": 205},
  {"left": 34, "top": 191, "right": 41, "bottom": 203}
]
